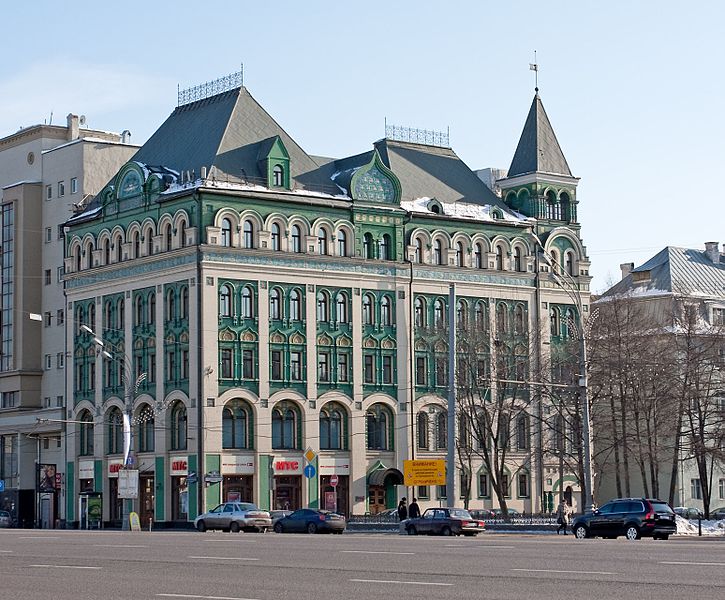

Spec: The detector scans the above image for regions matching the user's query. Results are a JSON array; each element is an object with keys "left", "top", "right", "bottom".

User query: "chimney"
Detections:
[
  {"left": 66, "top": 113, "right": 79, "bottom": 141},
  {"left": 704, "top": 242, "right": 719, "bottom": 263},
  {"left": 121, "top": 130, "right": 131, "bottom": 144},
  {"left": 620, "top": 262, "right": 634, "bottom": 279}
]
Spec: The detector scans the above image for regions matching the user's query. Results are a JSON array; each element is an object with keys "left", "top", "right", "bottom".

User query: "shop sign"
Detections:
[
  {"left": 273, "top": 458, "right": 303, "bottom": 475},
  {"left": 318, "top": 458, "right": 350, "bottom": 475},
  {"left": 108, "top": 459, "right": 124, "bottom": 478},
  {"left": 169, "top": 457, "right": 188, "bottom": 476},
  {"left": 221, "top": 455, "right": 255, "bottom": 475},
  {"left": 78, "top": 460, "right": 95, "bottom": 479}
]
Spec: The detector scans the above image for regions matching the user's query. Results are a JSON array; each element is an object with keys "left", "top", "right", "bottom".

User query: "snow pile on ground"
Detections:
[{"left": 675, "top": 515, "right": 725, "bottom": 536}]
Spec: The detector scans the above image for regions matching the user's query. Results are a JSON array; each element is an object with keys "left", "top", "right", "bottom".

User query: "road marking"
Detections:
[
  {"left": 661, "top": 561, "right": 725, "bottom": 567},
  {"left": 188, "top": 556, "right": 260, "bottom": 561},
  {"left": 0, "top": 550, "right": 12, "bottom": 553},
  {"left": 156, "top": 595, "right": 259, "bottom": 600},
  {"left": 19, "top": 536, "right": 60, "bottom": 540},
  {"left": 30, "top": 564, "right": 102, "bottom": 570},
  {"left": 93, "top": 544, "right": 148, "bottom": 548},
  {"left": 445, "top": 544, "right": 514, "bottom": 549},
  {"left": 350, "top": 578, "right": 452, "bottom": 587},
  {"left": 341, "top": 550, "right": 415, "bottom": 555},
  {"left": 512, "top": 568, "right": 618, "bottom": 576}
]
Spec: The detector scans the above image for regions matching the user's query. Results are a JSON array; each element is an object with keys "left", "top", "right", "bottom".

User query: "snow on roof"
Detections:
[
  {"left": 41, "top": 137, "right": 140, "bottom": 155},
  {"left": 161, "top": 178, "right": 351, "bottom": 201},
  {"left": 400, "top": 197, "right": 530, "bottom": 223}
]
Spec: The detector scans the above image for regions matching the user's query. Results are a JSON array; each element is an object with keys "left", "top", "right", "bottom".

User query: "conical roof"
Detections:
[{"left": 508, "top": 93, "right": 572, "bottom": 177}]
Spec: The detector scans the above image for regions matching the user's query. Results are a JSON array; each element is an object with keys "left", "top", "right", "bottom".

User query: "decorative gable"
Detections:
[{"left": 350, "top": 150, "right": 401, "bottom": 204}]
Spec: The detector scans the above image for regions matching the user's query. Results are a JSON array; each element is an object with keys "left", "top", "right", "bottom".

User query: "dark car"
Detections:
[
  {"left": 709, "top": 507, "right": 725, "bottom": 520},
  {"left": 491, "top": 507, "right": 522, "bottom": 519},
  {"left": 469, "top": 509, "right": 496, "bottom": 520},
  {"left": 405, "top": 507, "right": 485, "bottom": 536},
  {"left": 273, "top": 509, "right": 346, "bottom": 534},
  {"left": 572, "top": 498, "right": 676, "bottom": 540}
]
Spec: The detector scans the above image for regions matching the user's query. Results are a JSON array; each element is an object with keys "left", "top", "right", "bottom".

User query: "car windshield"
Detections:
[
  {"left": 449, "top": 509, "right": 473, "bottom": 519},
  {"left": 238, "top": 503, "right": 258, "bottom": 511},
  {"left": 651, "top": 502, "right": 674, "bottom": 514}
]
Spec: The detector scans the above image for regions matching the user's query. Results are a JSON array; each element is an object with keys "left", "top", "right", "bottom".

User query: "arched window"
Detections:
[
  {"left": 363, "top": 233, "right": 374, "bottom": 259},
  {"left": 417, "top": 412, "right": 429, "bottom": 450},
  {"left": 474, "top": 243, "right": 483, "bottom": 269},
  {"left": 316, "top": 291, "right": 330, "bottom": 322},
  {"left": 117, "top": 299, "right": 125, "bottom": 329},
  {"left": 148, "top": 293, "right": 156, "bottom": 325},
  {"left": 74, "top": 246, "right": 82, "bottom": 271},
  {"left": 241, "top": 286, "right": 254, "bottom": 319},
  {"left": 289, "top": 289, "right": 302, "bottom": 321},
  {"left": 223, "top": 399, "right": 250, "bottom": 449},
  {"left": 103, "top": 239, "right": 110, "bottom": 265},
  {"left": 135, "top": 296, "right": 144, "bottom": 326},
  {"left": 414, "top": 297, "right": 426, "bottom": 327},
  {"left": 243, "top": 220, "right": 254, "bottom": 249},
  {"left": 516, "top": 413, "right": 529, "bottom": 450},
  {"left": 79, "top": 410, "right": 94, "bottom": 456},
  {"left": 513, "top": 246, "right": 523, "bottom": 272},
  {"left": 434, "top": 299, "right": 446, "bottom": 328},
  {"left": 107, "top": 407, "right": 123, "bottom": 454},
  {"left": 337, "top": 230, "right": 347, "bottom": 257},
  {"left": 433, "top": 239, "right": 443, "bottom": 265},
  {"left": 379, "top": 234, "right": 391, "bottom": 260},
  {"left": 336, "top": 293, "right": 348, "bottom": 323},
  {"left": 167, "top": 290, "right": 176, "bottom": 322},
  {"left": 563, "top": 308, "right": 576, "bottom": 339},
  {"left": 455, "top": 241, "right": 464, "bottom": 267},
  {"left": 366, "top": 404, "right": 390, "bottom": 450},
  {"left": 549, "top": 249, "right": 559, "bottom": 273},
  {"left": 496, "top": 303, "right": 508, "bottom": 334},
  {"left": 269, "top": 288, "right": 282, "bottom": 320},
  {"left": 133, "top": 231, "right": 140, "bottom": 258},
  {"left": 272, "top": 403, "right": 297, "bottom": 449},
  {"left": 495, "top": 245, "right": 504, "bottom": 270},
  {"left": 271, "top": 223, "right": 281, "bottom": 251},
  {"left": 146, "top": 231, "right": 153, "bottom": 256},
  {"left": 179, "top": 220, "right": 187, "bottom": 248},
  {"left": 86, "top": 243, "right": 94, "bottom": 269},
  {"left": 320, "top": 403, "right": 344, "bottom": 450},
  {"left": 457, "top": 299, "right": 467, "bottom": 329},
  {"left": 116, "top": 237, "right": 123, "bottom": 262},
  {"left": 565, "top": 251, "right": 575, "bottom": 276},
  {"left": 317, "top": 228, "right": 328, "bottom": 255},
  {"left": 362, "top": 294, "right": 374, "bottom": 325},
  {"left": 414, "top": 237, "right": 423, "bottom": 263},
  {"left": 171, "top": 402, "right": 187, "bottom": 450},
  {"left": 181, "top": 287, "right": 189, "bottom": 319},
  {"left": 380, "top": 295, "right": 392, "bottom": 326},
  {"left": 475, "top": 301, "right": 487, "bottom": 331},
  {"left": 550, "top": 307, "right": 560, "bottom": 337},
  {"left": 165, "top": 224, "right": 173, "bottom": 250},
  {"left": 436, "top": 411, "right": 447, "bottom": 449},
  {"left": 272, "top": 164, "right": 284, "bottom": 187},
  {"left": 221, "top": 218, "right": 232, "bottom": 247},
  {"left": 546, "top": 190, "right": 557, "bottom": 219},
  {"left": 219, "top": 285, "right": 232, "bottom": 317},
  {"left": 137, "top": 404, "right": 155, "bottom": 453},
  {"left": 560, "top": 192, "right": 571, "bottom": 222},
  {"left": 104, "top": 301, "right": 113, "bottom": 331},
  {"left": 514, "top": 304, "right": 526, "bottom": 334},
  {"left": 291, "top": 224, "right": 302, "bottom": 253}
]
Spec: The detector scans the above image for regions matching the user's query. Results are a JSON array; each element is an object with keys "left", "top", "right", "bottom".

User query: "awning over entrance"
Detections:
[{"left": 367, "top": 467, "right": 404, "bottom": 486}]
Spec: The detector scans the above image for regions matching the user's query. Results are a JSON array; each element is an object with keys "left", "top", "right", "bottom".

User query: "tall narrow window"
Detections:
[
  {"left": 496, "top": 303, "right": 507, "bottom": 334},
  {"left": 271, "top": 223, "right": 281, "bottom": 251},
  {"left": 171, "top": 402, "right": 187, "bottom": 450},
  {"left": 272, "top": 405, "right": 297, "bottom": 449},
  {"left": 320, "top": 404, "right": 344, "bottom": 450},
  {"left": 414, "top": 297, "right": 426, "bottom": 327},
  {"left": 495, "top": 245, "right": 504, "bottom": 270},
  {"left": 317, "top": 228, "right": 328, "bottom": 255},
  {"left": 317, "top": 291, "right": 330, "bottom": 322},
  {"left": 337, "top": 230, "right": 347, "bottom": 257},
  {"left": 165, "top": 224, "right": 173, "bottom": 250},
  {"left": 243, "top": 220, "right": 254, "bottom": 249},
  {"left": 565, "top": 251, "right": 575, "bottom": 276},
  {"left": 414, "top": 237, "right": 423, "bottom": 263},
  {"left": 289, "top": 289, "right": 301, "bottom": 321},
  {"left": 336, "top": 293, "right": 348, "bottom": 323},
  {"left": 291, "top": 224, "right": 302, "bottom": 253},
  {"left": 221, "top": 218, "right": 232, "bottom": 247},
  {"left": 366, "top": 406, "right": 389, "bottom": 450},
  {"left": 434, "top": 239, "right": 443, "bottom": 265},
  {"left": 272, "top": 164, "right": 284, "bottom": 187},
  {"left": 219, "top": 285, "right": 232, "bottom": 317},
  {"left": 362, "top": 294, "right": 374, "bottom": 325},
  {"left": 455, "top": 241, "right": 464, "bottom": 267},
  {"left": 436, "top": 411, "right": 447, "bottom": 449},
  {"left": 269, "top": 288, "right": 282, "bottom": 320},
  {"left": 363, "top": 233, "right": 374, "bottom": 259},
  {"left": 241, "top": 286, "right": 254, "bottom": 319},
  {"left": 474, "top": 243, "right": 483, "bottom": 268},
  {"left": 223, "top": 400, "right": 249, "bottom": 449},
  {"left": 434, "top": 299, "right": 445, "bottom": 328},
  {"left": 513, "top": 246, "right": 522, "bottom": 272},
  {"left": 417, "top": 412, "right": 429, "bottom": 450},
  {"left": 379, "top": 234, "right": 391, "bottom": 260},
  {"left": 380, "top": 295, "right": 392, "bottom": 326}
]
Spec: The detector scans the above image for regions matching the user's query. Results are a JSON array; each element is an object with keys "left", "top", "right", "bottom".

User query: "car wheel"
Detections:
[
  {"left": 407, "top": 525, "right": 417, "bottom": 536},
  {"left": 574, "top": 524, "right": 588, "bottom": 539},
  {"left": 441, "top": 526, "right": 452, "bottom": 536},
  {"left": 273, "top": 522, "right": 283, "bottom": 534},
  {"left": 307, "top": 522, "right": 318, "bottom": 534},
  {"left": 625, "top": 525, "right": 641, "bottom": 540},
  {"left": 196, "top": 520, "right": 207, "bottom": 533},
  {"left": 230, "top": 522, "right": 240, "bottom": 533}
]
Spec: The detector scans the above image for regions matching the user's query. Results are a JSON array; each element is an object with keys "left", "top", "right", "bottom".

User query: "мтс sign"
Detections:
[{"left": 403, "top": 459, "right": 446, "bottom": 486}]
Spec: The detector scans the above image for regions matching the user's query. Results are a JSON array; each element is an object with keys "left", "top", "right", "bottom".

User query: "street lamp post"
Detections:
[
  {"left": 532, "top": 234, "right": 595, "bottom": 513},
  {"left": 80, "top": 325, "right": 146, "bottom": 530}
]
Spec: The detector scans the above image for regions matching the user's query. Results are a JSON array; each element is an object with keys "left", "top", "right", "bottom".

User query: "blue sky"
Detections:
[{"left": 3, "top": 1, "right": 723, "bottom": 292}]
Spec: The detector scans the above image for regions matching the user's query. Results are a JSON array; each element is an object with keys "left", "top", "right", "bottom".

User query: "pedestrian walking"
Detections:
[
  {"left": 556, "top": 500, "right": 571, "bottom": 535},
  {"left": 397, "top": 497, "right": 408, "bottom": 521},
  {"left": 408, "top": 498, "right": 421, "bottom": 519}
]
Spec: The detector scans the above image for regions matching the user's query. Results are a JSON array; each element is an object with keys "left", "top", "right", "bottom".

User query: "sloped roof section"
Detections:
[
  {"left": 603, "top": 246, "right": 725, "bottom": 299},
  {"left": 508, "top": 94, "right": 572, "bottom": 177},
  {"left": 131, "top": 87, "right": 323, "bottom": 185},
  {"left": 373, "top": 139, "right": 508, "bottom": 209}
]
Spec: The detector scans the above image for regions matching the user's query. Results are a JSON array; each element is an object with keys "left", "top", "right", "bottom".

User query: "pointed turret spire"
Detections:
[{"left": 508, "top": 94, "right": 572, "bottom": 177}]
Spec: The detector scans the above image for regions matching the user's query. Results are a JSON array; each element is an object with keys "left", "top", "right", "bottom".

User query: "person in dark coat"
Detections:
[
  {"left": 408, "top": 498, "right": 421, "bottom": 519},
  {"left": 397, "top": 497, "right": 408, "bottom": 521}
]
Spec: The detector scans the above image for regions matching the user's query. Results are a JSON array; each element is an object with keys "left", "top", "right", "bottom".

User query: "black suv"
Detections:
[{"left": 571, "top": 498, "right": 676, "bottom": 540}]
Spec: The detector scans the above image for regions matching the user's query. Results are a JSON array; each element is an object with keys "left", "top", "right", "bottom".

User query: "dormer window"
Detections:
[{"left": 273, "top": 164, "right": 284, "bottom": 187}]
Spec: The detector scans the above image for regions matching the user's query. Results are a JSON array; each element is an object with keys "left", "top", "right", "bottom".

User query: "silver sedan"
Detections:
[{"left": 194, "top": 502, "right": 272, "bottom": 533}]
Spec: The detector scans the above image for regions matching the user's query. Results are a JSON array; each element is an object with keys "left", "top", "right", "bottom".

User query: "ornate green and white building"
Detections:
[{"left": 63, "top": 77, "right": 591, "bottom": 526}]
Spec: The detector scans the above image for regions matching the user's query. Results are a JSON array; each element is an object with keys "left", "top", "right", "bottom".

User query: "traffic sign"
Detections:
[
  {"left": 403, "top": 459, "right": 446, "bottom": 486},
  {"left": 330, "top": 474, "right": 339, "bottom": 488},
  {"left": 204, "top": 470, "right": 223, "bottom": 484},
  {"left": 187, "top": 472, "right": 198, "bottom": 485},
  {"left": 304, "top": 447, "right": 316, "bottom": 463},
  {"left": 0, "top": 479, "right": 4, "bottom": 492},
  {"left": 303, "top": 464, "right": 316, "bottom": 479}
]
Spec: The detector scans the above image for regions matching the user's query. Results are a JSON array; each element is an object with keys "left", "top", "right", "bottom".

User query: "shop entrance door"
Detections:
[
  {"left": 368, "top": 485, "right": 386, "bottom": 514},
  {"left": 273, "top": 476, "right": 301, "bottom": 510},
  {"left": 139, "top": 475, "right": 154, "bottom": 528}
]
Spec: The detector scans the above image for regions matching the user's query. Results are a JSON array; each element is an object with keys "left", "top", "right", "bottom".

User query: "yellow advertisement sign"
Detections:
[
  {"left": 129, "top": 511, "right": 141, "bottom": 532},
  {"left": 404, "top": 459, "right": 446, "bottom": 486}
]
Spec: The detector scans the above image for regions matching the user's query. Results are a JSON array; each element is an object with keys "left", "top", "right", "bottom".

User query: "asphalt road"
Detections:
[{"left": 0, "top": 529, "right": 723, "bottom": 600}]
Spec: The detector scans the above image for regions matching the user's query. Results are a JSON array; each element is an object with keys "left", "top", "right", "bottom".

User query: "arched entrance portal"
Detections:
[{"left": 367, "top": 466, "right": 404, "bottom": 514}]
